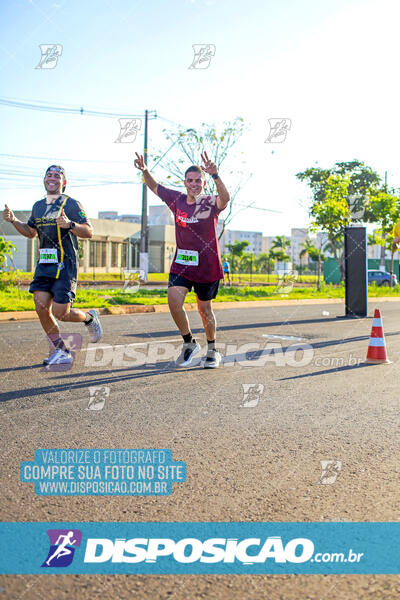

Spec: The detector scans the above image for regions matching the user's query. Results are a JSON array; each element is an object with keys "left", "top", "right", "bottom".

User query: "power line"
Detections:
[
  {"left": 0, "top": 152, "right": 132, "bottom": 164},
  {"left": 0, "top": 97, "right": 148, "bottom": 119}
]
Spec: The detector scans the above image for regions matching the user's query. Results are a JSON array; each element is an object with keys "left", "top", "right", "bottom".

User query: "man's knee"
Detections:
[
  {"left": 52, "top": 304, "right": 70, "bottom": 321},
  {"left": 168, "top": 298, "right": 185, "bottom": 314},
  {"left": 34, "top": 296, "right": 51, "bottom": 315},
  {"left": 168, "top": 287, "right": 187, "bottom": 312},
  {"left": 197, "top": 301, "right": 214, "bottom": 319}
]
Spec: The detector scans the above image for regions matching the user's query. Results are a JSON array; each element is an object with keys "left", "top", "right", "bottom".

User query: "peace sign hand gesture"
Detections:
[
  {"left": 134, "top": 152, "right": 147, "bottom": 172},
  {"left": 201, "top": 151, "right": 218, "bottom": 176}
]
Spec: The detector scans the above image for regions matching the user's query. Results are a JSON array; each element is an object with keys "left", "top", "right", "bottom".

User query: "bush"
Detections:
[{"left": 0, "top": 269, "right": 22, "bottom": 290}]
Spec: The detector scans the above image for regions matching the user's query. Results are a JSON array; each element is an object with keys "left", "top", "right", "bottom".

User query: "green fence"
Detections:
[
  {"left": 367, "top": 259, "right": 399, "bottom": 274},
  {"left": 323, "top": 258, "right": 341, "bottom": 284}
]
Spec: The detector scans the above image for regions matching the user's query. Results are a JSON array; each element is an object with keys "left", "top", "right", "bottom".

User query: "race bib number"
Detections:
[
  {"left": 39, "top": 248, "right": 58, "bottom": 263},
  {"left": 175, "top": 249, "right": 199, "bottom": 266}
]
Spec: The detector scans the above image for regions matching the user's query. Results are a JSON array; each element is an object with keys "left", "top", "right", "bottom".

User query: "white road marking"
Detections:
[{"left": 262, "top": 334, "right": 307, "bottom": 341}]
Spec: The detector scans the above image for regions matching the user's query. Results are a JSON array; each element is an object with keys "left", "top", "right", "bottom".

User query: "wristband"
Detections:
[
  {"left": 69, "top": 221, "right": 76, "bottom": 230},
  {"left": 211, "top": 173, "right": 219, "bottom": 180}
]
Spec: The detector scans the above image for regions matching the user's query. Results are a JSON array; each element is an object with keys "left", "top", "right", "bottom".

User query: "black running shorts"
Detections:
[
  {"left": 168, "top": 273, "right": 220, "bottom": 301},
  {"left": 29, "top": 276, "right": 77, "bottom": 305}
]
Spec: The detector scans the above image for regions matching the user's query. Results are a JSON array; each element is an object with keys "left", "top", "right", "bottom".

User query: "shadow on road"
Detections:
[
  {"left": 2, "top": 330, "right": 399, "bottom": 403},
  {"left": 278, "top": 362, "right": 378, "bottom": 380},
  {"left": 122, "top": 317, "right": 346, "bottom": 339}
]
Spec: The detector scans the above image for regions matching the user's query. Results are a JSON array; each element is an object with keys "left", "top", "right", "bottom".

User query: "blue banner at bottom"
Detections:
[{"left": 1, "top": 522, "right": 399, "bottom": 574}]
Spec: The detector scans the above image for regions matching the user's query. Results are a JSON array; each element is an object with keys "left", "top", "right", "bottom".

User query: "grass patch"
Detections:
[
  {"left": 1, "top": 282, "right": 398, "bottom": 312},
  {"left": 17, "top": 271, "right": 319, "bottom": 284}
]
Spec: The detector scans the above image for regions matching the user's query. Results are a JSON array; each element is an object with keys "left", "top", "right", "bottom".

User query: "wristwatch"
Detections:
[
  {"left": 211, "top": 173, "right": 219, "bottom": 180},
  {"left": 69, "top": 221, "right": 76, "bottom": 230}
]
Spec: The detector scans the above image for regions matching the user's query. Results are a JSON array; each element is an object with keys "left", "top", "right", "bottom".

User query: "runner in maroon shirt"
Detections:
[{"left": 134, "top": 151, "right": 230, "bottom": 368}]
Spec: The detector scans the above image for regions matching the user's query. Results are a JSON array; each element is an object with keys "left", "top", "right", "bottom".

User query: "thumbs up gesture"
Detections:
[
  {"left": 56, "top": 208, "right": 71, "bottom": 228},
  {"left": 3, "top": 204, "right": 15, "bottom": 223}
]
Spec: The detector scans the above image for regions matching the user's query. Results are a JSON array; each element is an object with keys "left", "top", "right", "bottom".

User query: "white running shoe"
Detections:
[
  {"left": 85, "top": 309, "right": 103, "bottom": 343},
  {"left": 203, "top": 349, "right": 222, "bottom": 369},
  {"left": 175, "top": 340, "right": 201, "bottom": 367},
  {"left": 43, "top": 348, "right": 58, "bottom": 365},
  {"left": 46, "top": 348, "right": 74, "bottom": 366}
]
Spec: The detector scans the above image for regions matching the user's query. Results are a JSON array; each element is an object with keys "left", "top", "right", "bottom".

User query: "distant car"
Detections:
[{"left": 367, "top": 270, "right": 397, "bottom": 287}]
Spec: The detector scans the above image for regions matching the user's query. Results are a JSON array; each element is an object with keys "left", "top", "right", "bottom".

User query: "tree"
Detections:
[
  {"left": 149, "top": 118, "right": 252, "bottom": 239},
  {"left": 367, "top": 231, "right": 380, "bottom": 247},
  {"left": 0, "top": 236, "right": 16, "bottom": 271},
  {"left": 387, "top": 231, "right": 397, "bottom": 285},
  {"left": 297, "top": 160, "right": 382, "bottom": 280},
  {"left": 297, "top": 160, "right": 381, "bottom": 222},
  {"left": 365, "top": 191, "right": 400, "bottom": 269},
  {"left": 270, "top": 248, "right": 290, "bottom": 262},
  {"left": 271, "top": 235, "right": 291, "bottom": 253},
  {"left": 323, "top": 236, "right": 344, "bottom": 258},
  {"left": 78, "top": 240, "right": 84, "bottom": 261},
  {"left": 270, "top": 235, "right": 291, "bottom": 264},
  {"left": 257, "top": 252, "right": 275, "bottom": 276},
  {"left": 308, "top": 174, "right": 351, "bottom": 279},
  {"left": 239, "top": 252, "right": 256, "bottom": 275},
  {"left": 299, "top": 238, "right": 316, "bottom": 268},
  {"left": 226, "top": 240, "right": 249, "bottom": 282}
]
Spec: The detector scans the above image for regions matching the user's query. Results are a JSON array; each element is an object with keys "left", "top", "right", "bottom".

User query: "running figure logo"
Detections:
[
  {"left": 240, "top": 384, "right": 264, "bottom": 408},
  {"left": 188, "top": 44, "right": 216, "bottom": 69},
  {"left": 274, "top": 270, "right": 298, "bottom": 295},
  {"left": 35, "top": 44, "right": 63, "bottom": 69},
  {"left": 265, "top": 118, "right": 291, "bottom": 143},
  {"left": 42, "top": 529, "right": 82, "bottom": 567},
  {"left": 122, "top": 269, "right": 144, "bottom": 294},
  {"left": 348, "top": 194, "right": 365, "bottom": 221},
  {"left": 319, "top": 460, "right": 342, "bottom": 485},
  {"left": 87, "top": 386, "right": 110, "bottom": 410},
  {"left": 43, "top": 334, "right": 82, "bottom": 373},
  {"left": 115, "top": 118, "right": 142, "bottom": 143}
]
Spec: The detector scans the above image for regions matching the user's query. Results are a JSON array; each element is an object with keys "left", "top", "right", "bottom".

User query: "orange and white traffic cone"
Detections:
[{"left": 364, "top": 308, "right": 391, "bottom": 364}]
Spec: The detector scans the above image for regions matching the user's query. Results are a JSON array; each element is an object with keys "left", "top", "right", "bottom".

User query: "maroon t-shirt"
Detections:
[{"left": 157, "top": 184, "right": 224, "bottom": 283}]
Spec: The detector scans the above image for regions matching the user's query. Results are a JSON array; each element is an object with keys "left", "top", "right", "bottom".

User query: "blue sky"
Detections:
[{"left": 1, "top": 0, "right": 399, "bottom": 236}]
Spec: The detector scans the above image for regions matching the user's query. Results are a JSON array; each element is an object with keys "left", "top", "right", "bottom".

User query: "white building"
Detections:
[
  {"left": 1, "top": 211, "right": 176, "bottom": 274},
  {"left": 215, "top": 222, "right": 227, "bottom": 255},
  {"left": 149, "top": 205, "right": 174, "bottom": 226},
  {"left": 315, "top": 232, "right": 330, "bottom": 255},
  {"left": 119, "top": 214, "right": 141, "bottom": 223},
  {"left": 98, "top": 211, "right": 141, "bottom": 223},
  {"left": 290, "top": 228, "right": 309, "bottom": 265},
  {"left": 222, "top": 229, "right": 263, "bottom": 256},
  {"left": 262, "top": 236, "right": 275, "bottom": 254},
  {"left": 98, "top": 211, "right": 119, "bottom": 220}
]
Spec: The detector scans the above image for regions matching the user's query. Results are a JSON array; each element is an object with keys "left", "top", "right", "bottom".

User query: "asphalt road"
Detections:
[{"left": 1, "top": 300, "right": 400, "bottom": 599}]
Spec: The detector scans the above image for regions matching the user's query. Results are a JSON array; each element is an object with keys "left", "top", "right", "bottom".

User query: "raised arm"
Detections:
[
  {"left": 200, "top": 151, "right": 230, "bottom": 210},
  {"left": 3, "top": 205, "right": 37, "bottom": 238},
  {"left": 134, "top": 153, "right": 159, "bottom": 196}
]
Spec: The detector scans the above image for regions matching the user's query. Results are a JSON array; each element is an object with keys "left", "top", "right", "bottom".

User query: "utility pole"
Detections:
[
  {"left": 139, "top": 109, "right": 157, "bottom": 281},
  {"left": 380, "top": 170, "right": 388, "bottom": 270}
]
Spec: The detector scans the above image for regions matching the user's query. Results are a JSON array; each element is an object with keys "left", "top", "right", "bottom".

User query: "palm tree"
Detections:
[
  {"left": 271, "top": 235, "right": 291, "bottom": 253},
  {"left": 226, "top": 240, "right": 250, "bottom": 283},
  {"left": 240, "top": 252, "right": 256, "bottom": 283},
  {"left": 270, "top": 248, "right": 290, "bottom": 262},
  {"left": 257, "top": 252, "right": 273, "bottom": 273},
  {"left": 299, "top": 238, "right": 316, "bottom": 273},
  {"left": 300, "top": 238, "right": 325, "bottom": 290}
]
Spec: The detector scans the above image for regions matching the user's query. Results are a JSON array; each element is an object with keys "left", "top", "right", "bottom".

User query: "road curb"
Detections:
[{"left": 1, "top": 297, "right": 400, "bottom": 322}]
